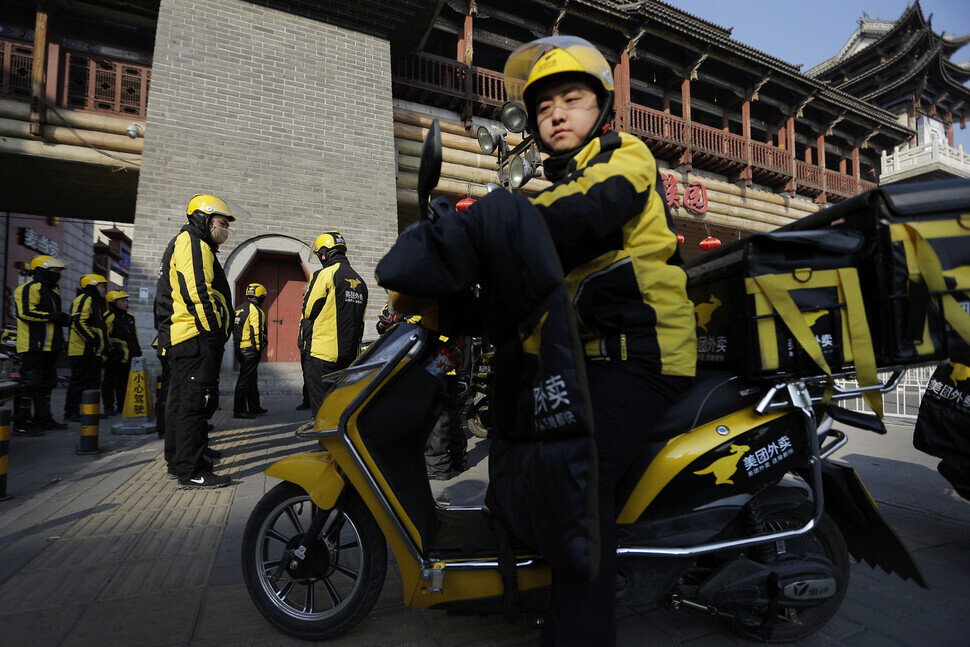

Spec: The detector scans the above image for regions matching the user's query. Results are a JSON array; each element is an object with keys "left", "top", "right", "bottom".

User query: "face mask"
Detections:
[{"left": 210, "top": 224, "right": 230, "bottom": 245}]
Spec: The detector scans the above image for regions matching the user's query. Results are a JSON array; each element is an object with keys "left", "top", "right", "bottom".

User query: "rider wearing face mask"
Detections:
[{"left": 154, "top": 193, "right": 239, "bottom": 490}]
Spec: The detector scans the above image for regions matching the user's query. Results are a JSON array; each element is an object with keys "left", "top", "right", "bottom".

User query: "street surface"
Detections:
[{"left": 0, "top": 388, "right": 967, "bottom": 646}]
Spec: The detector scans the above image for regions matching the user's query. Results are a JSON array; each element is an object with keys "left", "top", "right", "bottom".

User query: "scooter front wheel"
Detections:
[{"left": 242, "top": 481, "right": 387, "bottom": 640}]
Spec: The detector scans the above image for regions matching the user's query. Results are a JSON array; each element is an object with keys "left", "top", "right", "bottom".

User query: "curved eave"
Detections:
[
  {"left": 863, "top": 51, "right": 970, "bottom": 113},
  {"left": 810, "top": 2, "right": 929, "bottom": 80},
  {"left": 833, "top": 28, "right": 930, "bottom": 91}
]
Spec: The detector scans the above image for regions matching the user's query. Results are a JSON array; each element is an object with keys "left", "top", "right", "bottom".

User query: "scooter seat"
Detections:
[{"left": 652, "top": 370, "right": 765, "bottom": 442}]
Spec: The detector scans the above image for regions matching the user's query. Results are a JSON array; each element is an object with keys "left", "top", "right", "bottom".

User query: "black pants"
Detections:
[
  {"left": 540, "top": 361, "right": 689, "bottom": 647},
  {"left": 233, "top": 348, "right": 262, "bottom": 414},
  {"left": 303, "top": 355, "right": 343, "bottom": 416},
  {"left": 425, "top": 375, "right": 467, "bottom": 475},
  {"left": 14, "top": 351, "right": 59, "bottom": 425},
  {"left": 156, "top": 355, "right": 169, "bottom": 439},
  {"left": 102, "top": 358, "right": 131, "bottom": 411},
  {"left": 65, "top": 355, "right": 102, "bottom": 417},
  {"left": 164, "top": 336, "right": 222, "bottom": 479}
]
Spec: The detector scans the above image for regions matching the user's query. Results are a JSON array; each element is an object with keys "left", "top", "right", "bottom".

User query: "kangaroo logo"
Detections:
[
  {"left": 345, "top": 278, "right": 361, "bottom": 290},
  {"left": 803, "top": 310, "right": 828, "bottom": 328},
  {"left": 693, "top": 444, "right": 750, "bottom": 485},
  {"left": 694, "top": 295, "right": 722, "bottom": 333}
]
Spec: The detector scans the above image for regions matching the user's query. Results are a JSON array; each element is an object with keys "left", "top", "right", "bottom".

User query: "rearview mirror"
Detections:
[{"left": 418, "top": 119, "right": 442, "bottom": 221}]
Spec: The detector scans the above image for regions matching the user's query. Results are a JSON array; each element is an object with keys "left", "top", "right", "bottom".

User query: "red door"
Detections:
[{"left": 237, "top": 253, "right": 308, "bottom": 362}]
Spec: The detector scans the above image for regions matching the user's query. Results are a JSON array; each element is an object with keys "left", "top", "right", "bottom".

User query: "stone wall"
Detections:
[{"left": 129, "top": 0, "right": 399, "bottom": 364}]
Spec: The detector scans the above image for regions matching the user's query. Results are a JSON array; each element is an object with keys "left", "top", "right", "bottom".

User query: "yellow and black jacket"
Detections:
[
  {"left": 106, "top": 308, "right": 141, "bottom": 363},
  {"left": 300, "top": 251, "right": 368, "bottom": 367},
  {"left": 529, "top": 129, "right": 697, "bottom": 376},
  {"left": 14, "top": 277, "right": 65, "bottom": 353},
  {"left": 68, "top": 289, "right": 108, "bottom": 357},
  {"left": 154, "top": 224, "right": 232, "bottom": 350},
  {"left": 233, "top": 300, "right": 267, "bottom": 351}
]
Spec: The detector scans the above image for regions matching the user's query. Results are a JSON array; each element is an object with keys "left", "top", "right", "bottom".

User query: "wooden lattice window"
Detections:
[
  {"left": 1, "top": 39, "right": 33, "bottom": 100},
  {"left": 64, "top": 51, "right": 150, "bottom": 117}
]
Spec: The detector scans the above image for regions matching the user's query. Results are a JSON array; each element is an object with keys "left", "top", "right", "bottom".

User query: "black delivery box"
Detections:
[
  {"left": 781, "top": 178, "right": 970, "bottom": 367},
  {"left": 687, "top": 229, "right": 871, "bottom": 380}
]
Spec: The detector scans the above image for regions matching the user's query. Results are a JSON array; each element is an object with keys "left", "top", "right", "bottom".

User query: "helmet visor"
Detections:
[{"left": 504, "top": 36, "right": 613, "bottom": 107}]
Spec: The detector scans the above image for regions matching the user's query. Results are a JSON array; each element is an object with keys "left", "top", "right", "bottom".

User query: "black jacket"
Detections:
[{"left": 376, "top": 191, "right": 599, "bottom": 582}]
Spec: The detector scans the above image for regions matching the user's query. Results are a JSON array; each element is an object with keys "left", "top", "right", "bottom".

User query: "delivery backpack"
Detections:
[{"left": 914, "top": 361, "right": 970, "bottom": 499}]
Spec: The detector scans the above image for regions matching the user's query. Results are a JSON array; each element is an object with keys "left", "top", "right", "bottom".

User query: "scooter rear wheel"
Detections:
[
  {"left": 242, "top": 482, "right": 387, "bottom": 640},
  {"left": 727, "top": 511, "right": 849, "bottom": 643}
]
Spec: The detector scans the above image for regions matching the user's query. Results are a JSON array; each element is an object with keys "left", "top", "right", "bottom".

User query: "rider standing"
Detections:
[
  {"left": 12, "top": 255, "right": 71, "bottom": 436},
  {"left": 232, "top": 283, "right": 269, "bottom": 419},
  {"left": 299, "top": 231, "right": 368, "bottom": 414},
  {"left": 501, "top": 36, "right": 697, "bottom": 645},
  {"left": 64, "top": 273, "right": 109, "bottom": 422}
]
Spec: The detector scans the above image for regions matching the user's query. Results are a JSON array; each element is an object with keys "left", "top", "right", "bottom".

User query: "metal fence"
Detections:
[{"left": 836, "top": 364, "right": 939, "bottom": 420}]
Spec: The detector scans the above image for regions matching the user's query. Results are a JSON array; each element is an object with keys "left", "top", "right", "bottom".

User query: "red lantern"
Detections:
[
  {"left": 676, "top": 233, "right": 685, "bottom": 245},
  {"left": 699, "top": 236, "right": 721, "bottom": 251},
  {"left": 455, "top": 198, "right": 476, "bottom": 212}
]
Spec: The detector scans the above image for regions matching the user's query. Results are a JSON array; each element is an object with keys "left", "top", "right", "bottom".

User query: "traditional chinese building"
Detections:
[
  {"left": 808, "top": 2, "right": 970, "bottom": 184},
  {"left": 2, "top": 0, "right": 958, "bottom": 377}
]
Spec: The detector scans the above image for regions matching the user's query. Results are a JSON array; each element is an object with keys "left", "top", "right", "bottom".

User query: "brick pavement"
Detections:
[{"left": 1, "top": 387, "right": 968, "bottom": 646}]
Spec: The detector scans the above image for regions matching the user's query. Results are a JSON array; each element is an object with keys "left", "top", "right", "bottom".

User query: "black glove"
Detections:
[
  {"left": 52, "top": 311, "right": 71, "bottom": 326},
  {"left": 376, "top": 314, "right": 396, "bottom": 335}
]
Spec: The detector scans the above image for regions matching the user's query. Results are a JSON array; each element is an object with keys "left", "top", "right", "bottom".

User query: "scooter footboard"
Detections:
[
  {"left": 264, "top": 451, "right": 345, "bottom": 510},
  {"left": 821, "top": 461, "right": 927, "bottom": 587}
]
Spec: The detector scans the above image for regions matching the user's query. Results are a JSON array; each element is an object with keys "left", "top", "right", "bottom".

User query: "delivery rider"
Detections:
[
  {"left": 155, "top": 193, "right": 240, "bottom": 489},
  {"left": 232, "top": 283, "right": 268, "bottom": 419},
  {"left": 299, "top": 231, "right": 368, "bottom": 414},
  {"left": 64, "top": 273, "right": 109, "bottom": 422},
  {"left": 12, "top": 255, "right": 71, "bottom": 435}
]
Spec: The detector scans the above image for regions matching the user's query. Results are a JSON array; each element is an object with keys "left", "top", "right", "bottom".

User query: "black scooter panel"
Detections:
[{"left": 357, "top": 361, "right": 442, "bottom": 550}]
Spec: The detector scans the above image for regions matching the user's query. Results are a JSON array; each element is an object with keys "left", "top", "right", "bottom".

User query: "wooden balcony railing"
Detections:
[
  {"left": 826, "top": 169, "right": 858, "bottom": 197},
  {"left": 629, "top": 104, "right": 687, "bottom": 144},
  {"left": 1, "top": 37, "right": 151, "bottom": 118},
  {"left": 689, "top": 122, "right": 747, "bottom": 162},
  {"left": 795, "top": 159, "right": 823, "bottom": 189},
  {"left": 62, "top": 50, "right": 150, "bottom": 118},
  {"left": 473, "top": 66, "right": 506, "bottom": 106},
  {"left": 750, "top": 139, "right": 792, "bottom": 175}
]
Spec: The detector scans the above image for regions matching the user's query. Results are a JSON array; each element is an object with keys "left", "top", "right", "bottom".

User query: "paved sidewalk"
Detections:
[{"left": 0, "top": 385, "right": 968, "bottom": 646}]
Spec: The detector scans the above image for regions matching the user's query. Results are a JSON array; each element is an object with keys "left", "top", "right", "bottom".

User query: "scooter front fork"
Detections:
[{"left": 268, "top": 497, "right": 334, "bottom": 584}]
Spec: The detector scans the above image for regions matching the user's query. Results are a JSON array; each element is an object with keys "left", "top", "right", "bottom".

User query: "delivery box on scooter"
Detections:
[
  {"left": 780, "top": 178, "right": 970, "bottom": 367},
  {"left": 687, "top": 228, "right": 875, "bottom": 381}
]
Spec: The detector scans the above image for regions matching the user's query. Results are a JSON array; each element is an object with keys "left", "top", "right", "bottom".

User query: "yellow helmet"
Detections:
[
  {"left": 505, "top": 36, "right": 613, "bottom": 107},
  {"left": 245, "top": 283, "right": 267, "bottom": 299},
  {"left": 503, "top": 36, "right": 615, "bottom": 155},
  {"left": 313, "top": 231, "right": 347, "bottom": 259},
  {"left": 80, "top": 273, "right": 107, "bottom": 289},
  {"left": 186, "top": 194, "right": 236, "bottom": 222},
  {"left": 106, "top": 290, "right": 129, "bottom": 304},
  {"left": 30, "top": 255, "right": 66, "bottom": 270}
]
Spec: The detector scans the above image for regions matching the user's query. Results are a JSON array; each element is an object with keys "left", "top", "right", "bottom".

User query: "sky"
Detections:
[{"left": 664, "top": 0, "right": 970, "bottom": 150}]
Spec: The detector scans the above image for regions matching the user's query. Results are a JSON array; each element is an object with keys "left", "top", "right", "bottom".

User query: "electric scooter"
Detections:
[{"left": 241, "top": 120, "right": 925, "bottom": 643}]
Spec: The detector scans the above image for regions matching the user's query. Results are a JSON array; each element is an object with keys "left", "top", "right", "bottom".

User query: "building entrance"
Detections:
[{"left": 235, "top": 253, "right": 308, "bottom": 363}]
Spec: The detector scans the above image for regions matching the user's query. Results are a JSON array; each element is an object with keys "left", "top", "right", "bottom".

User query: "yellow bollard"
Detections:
[
  {"left": 1, "top": 408, "right": 11, "bottom": 500},
  {"left": 76, "top": 389, "right": 102, "bottom": 455},
  {"left": 111, "top": 357, "right": 156, "bottom": 435}
]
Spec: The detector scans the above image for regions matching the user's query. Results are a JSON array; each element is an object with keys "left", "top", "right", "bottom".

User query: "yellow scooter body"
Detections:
[{"left": 265, "top": 325, "right": 550, "bottom": 610}]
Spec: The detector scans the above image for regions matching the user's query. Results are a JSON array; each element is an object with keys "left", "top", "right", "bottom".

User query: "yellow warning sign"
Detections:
[{"left": 122, "top": 358, "right": 154, "bottom": 420}]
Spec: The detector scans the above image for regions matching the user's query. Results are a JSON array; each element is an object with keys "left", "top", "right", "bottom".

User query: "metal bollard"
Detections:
[
  {"left": 0, "top": 408, "right": 10, "bottom": 500},
  {"left": 76, "top": 389, "right": 102, "bottom": 455}
]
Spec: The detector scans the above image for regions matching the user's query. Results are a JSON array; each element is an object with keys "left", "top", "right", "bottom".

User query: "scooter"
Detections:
[
  {"left": 241, "top": 120, "right": 926, "bottom": 643},
  {"left": 458, "top": 336, "right": 493, "bottom": 439}
]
